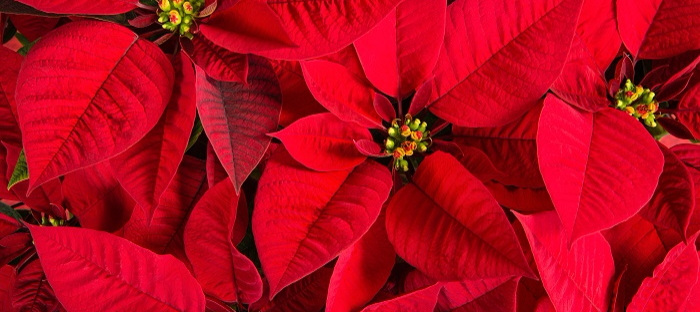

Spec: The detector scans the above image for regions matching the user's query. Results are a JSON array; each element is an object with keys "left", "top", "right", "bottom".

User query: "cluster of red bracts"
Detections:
[{"left": 2, "top": 0, "right": 700, "bottom": 311}]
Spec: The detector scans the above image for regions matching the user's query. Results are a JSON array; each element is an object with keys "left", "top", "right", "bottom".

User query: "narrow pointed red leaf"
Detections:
[
  {"left": 640, "top": 143, "right": 694, "bottom": 238},
  {"left": 182, "top": 35, "right": 249, "bottom": 84},
  {"left": 123, "top": 156, "right": 207, "bottom": 268},
  {"left": 15, "top": 0, "right": 137, "bottom": 14},
  {"left": 453, "top": 103, "right": 544, "bottom": 188},
  {"left": 200, "top": 0, "right": 402, "bottom": 60},
  {"left": 537, "top": 95, "right": 663, "bottom": 244},
  {"left": 373, "top": 94, "right": 395, "bottom": 122},
  {"left": 429, "top": 0, "right": 583, "bottom": 127},
  {"left": 301, "top": 60, "right": 382, "bottom": 129},
  {"left": 618, "top": 0, "right": 700, "bottom": 59},
  {"left": 16, "top": 21, "right": 174, "bottom": 192},
  {"left": 0, "top": 47, "right": 22, "bottom": 146},
  {"left": 270, "top": 113, "right": 371, "bottom": 172},
  {"left": 516, "top": 211, "right": 615, "bottom": 312},
  {"left": 62, "top": 161, "right": 134, "bottom": 233},
  {"left": 326, "top": 213, "right": 396, "bottom": 312},
  {"left": 354, "top": 0, "right": 446, "bottom": 98},
  {"left": 386, "top": 151, "right": 533, "bottom": 281},
  {"left": 28, "top": 225, "right": 205, "bottom": 311},
  {"left": 254, "top": 148, "right": 392, "bottom": 298},
  {"left": 627, "top": 234, "right": 700, "bottom": 312},
  {"left": 196, "top": 56, "right": 282, "bottom": 193},
  {"left": 0, "top": 265, "right": 15, "bottom": 312},
  {"left": 110, "top": 52, "right": 196, "bottom": 214},
  {"left": 11, "top": 259, "right": 58, "bottom": 312},
  {"left": 185, "top": 178, "right": 263, "bottom": 304},
  {"left": 361, "top": 284, "right": 442, "bottom": 312}
]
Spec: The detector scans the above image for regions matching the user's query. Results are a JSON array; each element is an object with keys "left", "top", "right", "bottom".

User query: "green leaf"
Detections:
[
  {"left": 17, "top": 37, "right": 39, "bottom": 56},
  {"left": 186, "top": 115, "right": 203, "bottom": 152},
  {"left": 0, "top": 202, "right": 22, "bottom": 224},
  {"left": 8, "top": 149, "right": 28, "bottom": 190}
]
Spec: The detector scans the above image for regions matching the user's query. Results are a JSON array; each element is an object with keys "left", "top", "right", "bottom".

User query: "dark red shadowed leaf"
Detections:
[
  {"left": 196, "top": 56, "right": 282, "bottom": 193},
  {"left": 15, "top": 0, "right": 137, "bottom": 14},
  {"left": 270, "top": 113, "right": 371, "bottom": 172},
  {"left": 11, "top": 258, "right": 58, "bottom": 312},
  {"left": 640, "top": 143, "right": 694, "bottom": 238},
  {"left": 408, "top": 79, "right": 435, "bottom": 116},
  {"left": 453, "top": 102, "right": 544, "bottom": 188},
  {"left": 373, "top": 94, "right": 395, "bottom": 123},
  {"left": 429, "top": 0, "right": 583, "bottom": 127},
  {"left": 550, "top": 35, "right": 610, "bottom": 112},
  {"left": 185, "top": 178, "right": 263, "bottom": 304},
  {"left": 386, "top": 151, "right": 534, "bottom": 281},
  {"left": 0, "top": 265, "right": 15, "bottom": 312},
  {"left": 250, "top": 267, "right": 333, "bottom": 312},
  {"left": 62, "top": 161, "right": 134, "bottom": 233},
  {"left": 326, "top": 212, "right": 395, "bottom": 312},
  {"left": 354, "top": 0, "right": 446, "bottom": 98},
  {"left": 516, "top": 210, "right": 615, "bottom": 312},
  {"left": 28, "top": 225, "right": 205, "bottom": 311},
  {"left": 618, "top": 0, "right": 700, "bottom": 59},
  {"left": 301, "top": 60, "right": 383, "bottom": 129},
  {"left": 0, "top": 47, "right": 22, "bottom": 146},
  {"left": 627, "top": 234, "right": 700, "bottom": 312},
  {"left": 677, "top": 83, "right": 700, "bottom": 140},
  {"left": 206, "top": 296, "right": 236, "bottom": 312},
  {"left": 603, "top": 215, "right": 670, "bottom": 308},
  {"left": 575, "top": 0, "right": 620, "bottom": 71},
  {"left": 354, "top": 139, "right": 388, "bottom": 158},
  {"left": 0, "top": 232, "right": 32, "bottom": 268},
  {"left": 122, "top": 156, "right": 207, "bottom": 269},
  {"left": 16, "top": 20, "right": 174, "bottom": 192},
  {"left": 8, "top": 14, "right": 59, "bottom": 42},
  {"left": 537, "top": 95, "right": 663, "bottom": 245},
  {"left": 206, "top": 142, "right": 229, "bottom": 188},
  {"left": 0, "top": 145, "right": 19, "bottom": 201},
  {"left": 110, "top": 52, "right": 196, "bottom": 216},
  {"left": 254, "top": 148, "right": 392, "bottom": 298},
  {"left": 200, "top": 0, "right": 402, "bottom": 60},
  {"left": 4, "top": 143, "right": 64, "bottom": 215},
  {"left": 361, "top": 284, "right": 442, "bottom": 312},
  {"left": 182, "top": 35, "right": 249, "bottom": 84},
  {"left": 272, "top": 60, "right": 327, "bottom": 127},
  {"left": 485, "top": 182, "right": 555, "bottom": 213}
]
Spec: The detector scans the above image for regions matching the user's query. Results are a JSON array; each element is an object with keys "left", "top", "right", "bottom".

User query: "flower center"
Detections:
[
  {"left": 614, "top": 79, "right": 659, "bottom": 128},
  {"left": 157, "top": 0, "right": 204, "bottom": 38},
  {"left": 384, "top": 114, "right": 431, "bottom": 171}
]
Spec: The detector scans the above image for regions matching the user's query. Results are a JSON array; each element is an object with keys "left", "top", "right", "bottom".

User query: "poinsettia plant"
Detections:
[{"left": 2, "top": 0, "right": 700, "bottom": 310}]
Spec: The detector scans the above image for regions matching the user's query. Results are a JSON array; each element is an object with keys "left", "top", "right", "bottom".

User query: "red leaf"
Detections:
[
  {"left": 16, "top": 21, "right": 174, "bottom": 192},
  {"left": 28, "top": 225, "right": 205, "bottom": 311},
  {"left": 354, "top": 0, "right": 445, "bottom": 98},
  {"left": 0, "top": 47, "right": 22, "bottom": 146},
  {"left": 122, "top": 156, "right": 207, "bottom": 268},
  {"left": 361, "top": 284, "right": 441, "bottom": 312},
  {"left": 270, "top": 113, "right": 371, "bottom": 172},
  {"left": 550, "top": 35, "right": 610, "bottom": 112},
  {"left": 627, "top": 234, "right": 700, "bottom": 311},
  {"left": 11, "top": 259, "right": 58, "bottom": 312},
  {"left": 516, "top": 210, "right": 615, "bottom": 312},
  {"left": 182, "top": 35, "right": 249, "bottom": 83},
  {"left": 185, "top": 178, "right": 262, "bottom": 304},
  {"left": 680, "top": 257, "right": 700, "bottom": 312},
  {"left": 640, "top": 143, "right": 694, "bottom": 238},
  {"left": 453, "top": 103, "right": 544, "bottom": 188},
  {"left": 110, "top": 52, "right": 196, "bottom": 214},
  {"left": 429, "top": 0, "right": 583, "bottom": 127},
  {"left": 4, "top": 143, "right": 63, "bottom": 215},
  {"left": 15, "top": 0, "right": 137, "bottom": 14},
  {"left": 372, "top": 94, "right": 395, "bottom": 123},
  {"left": 485, "top": 182, "right": 555, "bottom": 213},
  {"left": 0, "top": 265, "right": 15, "bottom": 312},
  {"left": 677, "top": 83, "right": 700, "bottom": 140},
  {"left": 576, "top": 0, "right": 620, "bottom": 70},
  {"left": 326, "top": 212, "right": 395, "bottom": 312},
  {"left": 250, "top": 267, "right": 333, "bottom": 312},
  {"left": 272, "top": 60, "right": 327, "bottom": 127},
  {"left": 62, "top": 161, "right": 135, "bottom": 233},
  {"left": 618, "top": 0, "right": 700, "bottom": 59},
  {"left": 301, "top": 60, "right": 382, "bottom": 129},
  {"left": 537, "top": 95, "right": 663, "bottom": 244},
  {"left": 206, "top": 142, "right": 228, "bottom": 188},
  {"left": 196, "top": 56, "right": 281, "bottom": 193},
  {"left": 254, "top": 148, "right": 392, "bottom": 298},
  {"left": 386, "top": 151, "right": 533, "bottom": 281},
  {"left": 8, "top": 14, "right": 59, "bottom": 42},
  {"left": 200, "top": 0, "right": 402, "bottom": 60}
]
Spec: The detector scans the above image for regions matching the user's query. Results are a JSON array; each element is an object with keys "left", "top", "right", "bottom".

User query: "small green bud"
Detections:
[
  {"left": 388, "top": 127, "right": 398, "bottom": 137},
  {"left": 409, "top": 118, "right": 421, "bottom": 131},
  {"left": 642, "top": 91, "right": 655, "bottom": 104},
  {"left": 418, "top": 122, "right": 427, "bottom": 133},
  {"left": 385, "top": 138, "right": 395, "bottom": 150}
]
